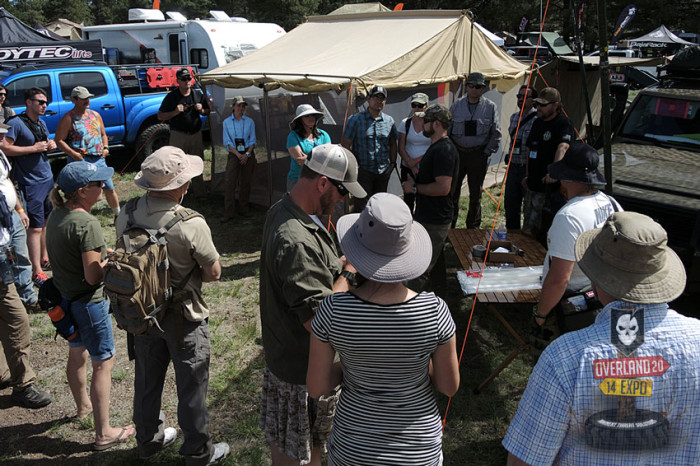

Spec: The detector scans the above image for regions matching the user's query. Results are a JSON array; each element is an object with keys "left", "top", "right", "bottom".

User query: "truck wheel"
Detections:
[
  {"left": 585, "top": 409, "right": 669, "bottom": 450},
  {"left": 135, "top": 123, "right": 170, "bottom": 162}
]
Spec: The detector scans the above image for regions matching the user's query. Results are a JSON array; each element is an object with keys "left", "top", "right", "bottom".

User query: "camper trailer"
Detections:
[{"left": 82, "top": 9, "right": 285, "bottom": 71}]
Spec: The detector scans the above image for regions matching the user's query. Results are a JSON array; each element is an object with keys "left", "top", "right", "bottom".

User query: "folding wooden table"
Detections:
[{"left": 447, "top": 229, "right": 547, "bottom": 393}]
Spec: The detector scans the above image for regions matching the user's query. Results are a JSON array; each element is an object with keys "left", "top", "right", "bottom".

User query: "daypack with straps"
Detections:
[{"left": 104, "top": 198, "right": 202, "bottom": 335}]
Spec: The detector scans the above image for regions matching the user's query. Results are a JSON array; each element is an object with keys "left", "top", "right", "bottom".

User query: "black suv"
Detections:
[{"left": 604, "top": 48, "right": 700, "bottom": 293}]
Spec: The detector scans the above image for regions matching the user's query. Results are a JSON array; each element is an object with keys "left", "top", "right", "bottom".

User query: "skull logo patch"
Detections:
[{"left": 611, "top": 306, "right": 644, "bottom": 355}]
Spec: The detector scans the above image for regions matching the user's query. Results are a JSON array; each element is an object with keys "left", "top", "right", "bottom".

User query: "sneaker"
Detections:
[
  {"left": 40, "top": 258, "right": 51, "bottom": 270},
  {"left": 139, "top": 426, "right": 177, "bottom": 460},
  {"left": 32, "top": 271, "right": 49, "bottom": 288},
  {"left": 206, "top": 442, "right": 230, "bottom": 465},
  {"left": 11, "top": 384, "right": 52, "bottom": 409}
]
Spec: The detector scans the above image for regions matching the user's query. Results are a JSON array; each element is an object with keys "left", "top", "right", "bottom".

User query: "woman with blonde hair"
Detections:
[
  {"left": 307, "top": 193, "right": 460, "bottom": 465},
  {"left": 46, "top": 161, "right": 134, "bottom": 450}
]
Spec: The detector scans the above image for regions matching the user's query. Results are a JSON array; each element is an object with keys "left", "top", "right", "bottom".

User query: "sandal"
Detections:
[{"left": 94, "top": 426, "right": 135, "bottom": 451}]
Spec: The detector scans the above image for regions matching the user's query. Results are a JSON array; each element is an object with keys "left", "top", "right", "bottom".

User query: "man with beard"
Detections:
[
  {"left": 523, "top": 87, "right": 575, "bottom": 241},
  {"left": 402, "top": 104, "right": 458, "bottom": 294},
  {"left": 341, "top": 85, "right": 398, "bottom": 212},
  {"left": 259, "top": 144, "right": 366, "bottom": 465}
]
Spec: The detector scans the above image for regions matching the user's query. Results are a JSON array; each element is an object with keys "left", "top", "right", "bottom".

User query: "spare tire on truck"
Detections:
[{"left": 134, "top": 123, "right": 170, "bottom": 163}]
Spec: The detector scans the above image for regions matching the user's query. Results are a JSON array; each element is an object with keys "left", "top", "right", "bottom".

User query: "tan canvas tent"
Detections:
[
  {"left": 201, "top": 10, "right": 528, "bottom": 206},
  {"left": 202, "top": 10, "right": 528, "bottom": 93}
]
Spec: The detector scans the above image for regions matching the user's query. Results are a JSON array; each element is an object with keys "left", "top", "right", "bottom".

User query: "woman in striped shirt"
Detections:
[{"left": 308, "top": 193, "right": 460, "bottom": 465}]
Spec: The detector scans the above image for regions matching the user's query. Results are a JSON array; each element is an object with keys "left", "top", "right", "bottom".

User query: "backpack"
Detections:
[{"left": 104, "top": 198, "right": 202, "bottom": 335}]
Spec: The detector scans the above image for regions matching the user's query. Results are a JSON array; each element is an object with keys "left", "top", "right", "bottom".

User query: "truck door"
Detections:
[
  {"left": 57, "top": 70, "right": 126, "bottom": 144},
  {"left": 168, "top": 32, "right": 189, "bottom": 65},
  {"left": 3, "top": 72, "right": 62, "bottom": 136}
]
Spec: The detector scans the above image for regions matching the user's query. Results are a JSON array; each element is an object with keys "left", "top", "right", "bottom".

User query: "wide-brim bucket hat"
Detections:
[
  {"left": 575, "top": 211, "right": 686, "bottom": 304},
  {"left": 337, "top": 193, "right": 432, "bottom": 283},
  {"left": 135, "top": 146, "right": 203, "bottom": 191},
  {"left": 289, "top": 104, "right": 324, "bottom": 128}
]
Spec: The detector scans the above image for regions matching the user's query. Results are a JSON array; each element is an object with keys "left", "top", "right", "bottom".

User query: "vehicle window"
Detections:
[
  {"left": 58, "top": 72, "right": 108, "bottom": 100},
  {"left": 190, "top": 49, "right": 209, "bottom": 69},
  {"left": 169, "top": 35, "right": 181, "bottom": 64},
  {"left": 622, "top": 95, "right": 700, "bottom": 143},
  {"left": 4, "top": 75, "right": 52, "bottom": 107}
]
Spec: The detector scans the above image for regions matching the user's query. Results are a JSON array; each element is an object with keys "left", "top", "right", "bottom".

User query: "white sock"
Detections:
[{"left": 112, "top": 206, "right": 121, "bottom": 216}]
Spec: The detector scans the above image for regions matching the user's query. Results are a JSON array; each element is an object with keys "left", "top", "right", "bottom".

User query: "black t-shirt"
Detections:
[
  {"left": 414, "top": 137, "right": 459, "bottom": 225},
  {"left": 525, "top": 113, "right": 575, "bottom": 192},
  {"left": 159, "top": 88, "right": 209, "bottom": 133}
]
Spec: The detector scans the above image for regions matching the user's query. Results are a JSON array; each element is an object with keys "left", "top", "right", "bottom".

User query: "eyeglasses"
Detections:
[
  {"left": 0, "top": 93, "right": 6, "bottom": 97},
  {"left": 31, "top": 99, "right": 48, "bottom": 106},
  {"left": 411, "top": 103, "right": 426, "bottom": 108},
  {"left": 467, "top": 84, "right": 485, "bottom": 89},
  {"left": 533, "top": 102, "right": 553, "bottom": 108},
  {"left": 328, "top": 178, "right": 348, "bottom": 196},
  {"left": 178, "top": 77, "right": 191, "bottom": 82}
]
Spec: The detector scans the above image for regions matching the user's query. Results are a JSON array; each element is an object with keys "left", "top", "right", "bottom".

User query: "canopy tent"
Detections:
[
  {"left": 0, "top": 7, "right": 60, "bottom": 43},
  {"left": 202, "top": 10, "right": 528, "bottom": 206},
  {"left": 475, "top": 22, "right": 504, "bottom": 47},
  {"left": 202, "top": 10, "right": 528, "bottom": 93},
  {"left": 629, "top": 25, "right": 695, "bottom": 49},
  {"left": 328, "top": 2, "right": 390, "bottom": 15}
]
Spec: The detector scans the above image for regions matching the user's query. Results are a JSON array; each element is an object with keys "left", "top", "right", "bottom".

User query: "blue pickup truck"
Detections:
[{"left": 0, "top": 61, "right": 203, "bottom": 159}]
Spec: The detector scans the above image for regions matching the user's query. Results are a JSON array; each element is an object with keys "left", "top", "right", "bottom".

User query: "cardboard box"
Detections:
[{"left": 486, "top": 240, "right": 516, "bottom": 263}]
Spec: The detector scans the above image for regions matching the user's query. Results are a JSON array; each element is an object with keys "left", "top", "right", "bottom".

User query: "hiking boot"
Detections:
[
  {"left": 139, "top": 426, "right": 177, "bottom": 460},
  {"left": 32, "top": 271, "right": 49, "bottom": 288},
  {"left": 11, "top": 384, "right": 52, "bottom": 409},
  {"left": 206, "top": 442, "right": 230, "bottom": 465},
  {"left": 24, "top": 300, "right": 42, "bottom": 314}
]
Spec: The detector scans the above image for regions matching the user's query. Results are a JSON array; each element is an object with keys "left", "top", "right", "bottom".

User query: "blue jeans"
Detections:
[
  {"left": 504, "top": 164, "right": 527, "bottom": 230},
  {"left": 10, "top": 212, "right": 36, "bottom": 306}
]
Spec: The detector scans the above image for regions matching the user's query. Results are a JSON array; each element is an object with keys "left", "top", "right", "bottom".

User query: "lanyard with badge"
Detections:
[{"left": 233, "top": 118, "right": 246, "bottom": 152}]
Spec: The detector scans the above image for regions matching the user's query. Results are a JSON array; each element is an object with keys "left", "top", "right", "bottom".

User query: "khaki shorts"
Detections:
[{"left": 259, "top": 366, "right": 339, "bottom": 465}]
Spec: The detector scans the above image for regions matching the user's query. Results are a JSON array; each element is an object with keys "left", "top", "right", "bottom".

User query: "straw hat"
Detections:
[
  {"left": 337, "top": 193, "right": 431, "bottom": 283},
  {"left": 575, "top": 211, "right": 686, "bottom": 304},
  {"left": 135, "top": 146, "right": 203, "bottom": 191}
]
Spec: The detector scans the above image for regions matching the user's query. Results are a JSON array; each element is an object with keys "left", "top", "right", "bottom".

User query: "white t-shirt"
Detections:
[
  {"left": 398, "top": 117, "right": 432, "bottom": 164},
  {"left": 543, "top": 191, "right": 622, "bottom": 291},
  {"left": 0, "top": 152, "right": 16, "bottom": 246}
]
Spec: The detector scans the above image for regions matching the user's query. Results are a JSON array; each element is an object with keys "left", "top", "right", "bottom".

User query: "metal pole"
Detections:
[
  {"left": 571, "top": 0, "right": 594, "bottom": 135},
  {"left": 597, "top": 0, "right": 613, "bottom": 194},
  {"left": 263, "top": 86, "right": 273, "bottom": 206}
]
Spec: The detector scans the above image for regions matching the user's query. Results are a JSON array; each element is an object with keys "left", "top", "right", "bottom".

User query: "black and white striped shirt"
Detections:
[{"left": 312, "top": 291, "right": 456, "bottom": 465}]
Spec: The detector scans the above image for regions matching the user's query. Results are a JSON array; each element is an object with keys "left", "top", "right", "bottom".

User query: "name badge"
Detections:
[
  {"left": 513, "top": 147, "right": 520, "bottom": 155},
  {"left": 529, "top": 150, "right": 537, "bottom": 159}
]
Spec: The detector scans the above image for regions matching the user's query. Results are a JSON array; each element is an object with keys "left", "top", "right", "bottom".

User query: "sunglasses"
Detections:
[
  {"left": 533, "top": 102, "right": 553, "bottom": 108},
  {"left": 423, "top": 118, "right": 435, "bottom": 123},
  {"left": 178, "top": 77, "right": 191, "bottom": 81},
  {"left": 467, "top": 84, "right": 485, "bottom": 89},
  {"left": 31, "top": 99, "right": 48, "bottom": 106},
  {"left": 411, "top": 103, "right": 426, "bottom": 108},
  {"left": 0, "top": 93, "right": 6, "bottom": 97},
  {"left": 516, "top": 94, "right": 528, "bottom": 99},
  {"left": 328, "top": 178, "right": 348, "bottom": 196}
]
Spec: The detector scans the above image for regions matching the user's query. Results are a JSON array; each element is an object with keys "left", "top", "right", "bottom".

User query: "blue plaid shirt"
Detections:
[
  {"left": 503, "top": 302, "right": 700, "bottom": 465},
  {"left": 343, "top": 109, "right": 397, "bottom": 174}
]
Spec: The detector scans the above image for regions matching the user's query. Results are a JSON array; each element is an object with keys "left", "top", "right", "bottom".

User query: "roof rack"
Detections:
[{"left": 0, "top": 60, "right": 107, "bottom": 76}]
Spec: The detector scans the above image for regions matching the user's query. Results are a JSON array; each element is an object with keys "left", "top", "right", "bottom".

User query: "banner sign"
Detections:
[
  {"left": 610, "top": 4, "right": 637, "bottom": 45},
  {"left": 0, "top": 40, "right": 103, "bottom": 63}
]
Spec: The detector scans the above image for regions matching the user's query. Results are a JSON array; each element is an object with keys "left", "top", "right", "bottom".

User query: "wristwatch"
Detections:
[
  {"left": 412, "top": 184, "right": 417, "bottom": 195},
  {"left": 340, "top": 270, "right": 355, "bottom": 282},
  {"left": 532, "top": 304, "right": 549, "bottom": 320}
]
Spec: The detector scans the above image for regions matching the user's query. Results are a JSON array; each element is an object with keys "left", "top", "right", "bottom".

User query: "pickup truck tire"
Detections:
[{"left": 135, "top": 123, "right": 170, "bottom": 162}]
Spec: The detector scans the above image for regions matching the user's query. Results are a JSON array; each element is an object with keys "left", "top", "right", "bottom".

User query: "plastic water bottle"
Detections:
[{"left": 496, "top": 222, "right": 507, "bottom": 241}]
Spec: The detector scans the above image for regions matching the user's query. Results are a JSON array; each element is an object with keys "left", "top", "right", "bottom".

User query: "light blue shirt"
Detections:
[
  {"left": 503, "top": 302, "right": 700, "bottom": 465},
  {"left": 223, "top": 114, "right": 256, "bottom": 151}
]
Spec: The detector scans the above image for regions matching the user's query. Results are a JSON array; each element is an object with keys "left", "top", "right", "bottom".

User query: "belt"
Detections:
[
  {"left": 510, "top": 162, "right": 527, "bottom": 168},
  {"left": 454, "top": 143, "right": 486, "bottom": 154}
]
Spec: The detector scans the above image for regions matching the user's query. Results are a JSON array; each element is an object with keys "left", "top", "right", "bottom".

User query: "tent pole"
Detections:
[
  {"left": 263, "top": 86, "right": 273, "bottom": 206},
  {"left": 570, "top": 0, "right": 594, "bottom": 136},
  {"left": 597, "top": 0, "right": 613, "bottom": 194}
]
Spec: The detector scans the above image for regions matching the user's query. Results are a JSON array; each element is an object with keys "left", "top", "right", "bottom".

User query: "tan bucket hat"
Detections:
[
  {"left": 575, "top": 211, "right": 686, "bottom": 304},
  {"left": 134, "top": 146, "right": 203, "bottom": 191}
]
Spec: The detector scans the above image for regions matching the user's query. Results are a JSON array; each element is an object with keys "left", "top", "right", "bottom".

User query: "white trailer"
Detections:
[{"left": 82, "top": 9, "right": 285, "bottom": 72}]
